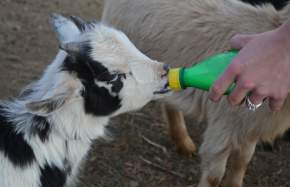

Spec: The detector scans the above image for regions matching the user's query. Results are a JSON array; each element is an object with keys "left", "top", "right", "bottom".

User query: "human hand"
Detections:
[{"left": 209, "top": 24, "right": 290, "bottom": 111}]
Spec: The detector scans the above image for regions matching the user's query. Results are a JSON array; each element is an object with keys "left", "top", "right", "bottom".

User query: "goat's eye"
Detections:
[
  {"left": 97, "top": 72, "right": 117, "bottom": 82},
  {"left": 110, "top": 74, "right": 119, "bottom": 82},
  {"left": 107, "top": 73, "right": 126, "bottom": 83}
]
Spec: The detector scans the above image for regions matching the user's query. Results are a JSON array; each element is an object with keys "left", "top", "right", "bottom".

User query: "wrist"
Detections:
[{"left": 278, "top": 18, "right": 290, "bottom": 36}]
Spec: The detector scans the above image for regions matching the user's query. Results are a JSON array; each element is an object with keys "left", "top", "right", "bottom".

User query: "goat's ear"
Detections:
[
  {"left": 49, "top": 13, "right": 81, "bottom": 45},
  {"left": 25, "top": 83, "right": 76, "bottom": 116},
  {"left": 69, "top": 16, "right": 87, "bottom": 31}
]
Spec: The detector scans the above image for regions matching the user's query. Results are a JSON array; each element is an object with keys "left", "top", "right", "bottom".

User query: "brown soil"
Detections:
[{"left": 1, "top": 0, "right": 290, "bottom": 187}]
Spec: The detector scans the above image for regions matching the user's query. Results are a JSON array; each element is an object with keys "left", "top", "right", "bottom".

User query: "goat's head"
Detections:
[{"left": 25, "top": 14, "right": 170, "bottom": 117}]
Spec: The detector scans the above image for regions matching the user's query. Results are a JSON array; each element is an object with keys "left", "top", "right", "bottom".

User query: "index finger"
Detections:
[{"left": 209, "top": 63, "right": 240, "bottom": 101}]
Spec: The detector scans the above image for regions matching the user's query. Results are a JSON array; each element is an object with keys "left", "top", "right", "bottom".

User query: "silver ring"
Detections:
[{"left": 245, "top": 96, "right": 263, "bottom": 112}]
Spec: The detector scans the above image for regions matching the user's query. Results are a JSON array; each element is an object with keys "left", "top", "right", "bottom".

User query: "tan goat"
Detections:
[{"left": 102, "top": 0, "right": 290, "bottom": 187}]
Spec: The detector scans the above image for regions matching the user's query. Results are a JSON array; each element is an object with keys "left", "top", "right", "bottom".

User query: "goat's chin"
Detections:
[
  {"left": 153, "top": 88, "right": 171, "bottom": 95},
  {"left": 152, "top": 90, "right": 172, "bottom": 100}
]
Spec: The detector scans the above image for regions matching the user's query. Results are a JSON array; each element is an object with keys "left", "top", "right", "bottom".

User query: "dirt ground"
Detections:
[{"left": 1, "top": 0, "right": 290, "bottom": 186}]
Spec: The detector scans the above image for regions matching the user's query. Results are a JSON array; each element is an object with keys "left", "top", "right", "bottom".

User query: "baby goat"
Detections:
[{"left": 0, "top": 14, "right": 169, "bottom": 187}]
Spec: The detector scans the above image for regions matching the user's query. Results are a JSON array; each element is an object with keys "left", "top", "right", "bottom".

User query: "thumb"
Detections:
[{"left": 230, "top": 34, "right": 256, "bottom": 49}]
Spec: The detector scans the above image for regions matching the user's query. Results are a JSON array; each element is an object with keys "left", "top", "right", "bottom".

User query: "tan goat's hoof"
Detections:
[
  {"left": 176, "top": 136, "right": 197, "bottom": 156},
  {"left": 223, "top": 184, "right": 242, "bottom": 187},
  {"left": 222, "top": 180, "right": 242, "bottom": 187}
]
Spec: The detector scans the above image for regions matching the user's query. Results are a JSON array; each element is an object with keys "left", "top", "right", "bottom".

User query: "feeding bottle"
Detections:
[{"left": 168, "top": 50, "right": 238, "bottom": 94}]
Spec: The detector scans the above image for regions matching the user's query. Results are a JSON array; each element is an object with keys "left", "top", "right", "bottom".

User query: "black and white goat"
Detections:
[{"left": 0, "top": 14, "right": 169, "bottom": 187}]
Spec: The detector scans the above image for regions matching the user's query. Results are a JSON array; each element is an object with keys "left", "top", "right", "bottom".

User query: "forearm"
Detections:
[{"left": 277, "top": 17, "right": 290, "bottom": 41}]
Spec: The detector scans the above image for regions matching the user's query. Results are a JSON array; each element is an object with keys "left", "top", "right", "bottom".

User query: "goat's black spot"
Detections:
[
  {"left": 241, "top": 0, "right": 289, "bottom": 10},
  {"left": 31, "top": 115, "right": 51, "bottom": 142},
  {"left": 40, "top": 164, "right": 67, "bottom": 187},
  {"left": 83, "top": 84, "right": 121, "bottom": 116},
  {"left": 111, "top": 75, "right": 124, "bottom": 93},
  {"left": 61, "top": 44, "right": 123, "bottom": 116},
  {"left": 0, "top": 105, "right": 35, "bottom": 168},
  {"left": 61, "top": 45, "right": 115, "bottom": 83}
]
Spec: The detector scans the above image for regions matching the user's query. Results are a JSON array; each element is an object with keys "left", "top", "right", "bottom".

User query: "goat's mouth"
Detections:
[
  {"left": 153, "top": 64, "right": 171, "bottom": 95},
  {"left": 154, "top": 89, "right": 171, "bottom": 95},
  {"left": 153, "top": 82, "right": 171, "bottom": 95}
]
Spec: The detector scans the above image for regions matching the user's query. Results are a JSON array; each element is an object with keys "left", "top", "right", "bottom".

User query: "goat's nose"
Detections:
[
  {"left": 162, "top": 64, "right": 170, "bottom": 77},
  {"left": 163, "top": 64, "right": 170, "bottom": 72}
]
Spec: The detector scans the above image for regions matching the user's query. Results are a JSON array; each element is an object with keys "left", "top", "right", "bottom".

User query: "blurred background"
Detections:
[{"left": 0, "top": 0, "right": 290, "bottom": 186}]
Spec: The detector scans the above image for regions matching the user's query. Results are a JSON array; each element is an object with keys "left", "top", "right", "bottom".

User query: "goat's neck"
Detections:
[
  {"left": 50, "top": 99, "right": 110, "bottom": 143},
  {"left": 46, "top": 100, "right": 110, "bottom": 180}
]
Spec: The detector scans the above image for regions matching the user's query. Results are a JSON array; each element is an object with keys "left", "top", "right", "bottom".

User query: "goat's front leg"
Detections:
[
  {"left": 198, "top": 149, "right": 231, "bottom": 187},
  {"left": 198, "top": 124, "right": 232, "bottom": 187},
  {"left": 222, "top": 141, "right": 257, "bottom": 187},
  {"left": 162, "top": 104, "right": 196, "bottom": 156}
]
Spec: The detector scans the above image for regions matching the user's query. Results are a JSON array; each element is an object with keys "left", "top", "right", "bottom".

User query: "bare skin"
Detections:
[{"left": 209, "top": 18, "right": 290, "bottom": 111}]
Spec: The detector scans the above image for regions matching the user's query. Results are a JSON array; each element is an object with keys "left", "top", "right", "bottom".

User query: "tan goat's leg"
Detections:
[
  {"left": 223, "top": 142, "right": 257, "bottom": 187},
  {"left": 198, "top": 148, "right": 231, "bottom": 187},
  {"left": 162, "top": 104, "right": 196, "bottom": 156},
  {"left": 198, "top": 124, "right": 232, "bottom": 187}
]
